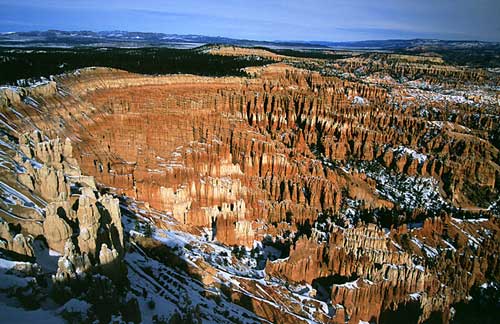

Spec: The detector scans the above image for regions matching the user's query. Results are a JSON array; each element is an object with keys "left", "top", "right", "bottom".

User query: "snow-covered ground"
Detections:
[
  {"left": 346, "top": 160, "right": 448, "bottom": 211},
  {"left": 123, "top": 211, "right": 332, "bottom": 323},
  {"left": 0, "top": 303, "right": 64, "bottom": 324},
  {"left": 392, "top": 146, "right": 428, "bottom": 164}
]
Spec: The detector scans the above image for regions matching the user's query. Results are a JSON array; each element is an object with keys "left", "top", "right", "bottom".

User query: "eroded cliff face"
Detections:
[
  {"left": 25, "top": 65, "right": 497, "bottom": 234},
  {"left": 0, "top": 58, "right": 498, "bottom": 323},
  {"left": 0, "top": 129, "right": 124, "bottom": 280},
  {"left": 267, "top": 216, "right": 500, "bottom": 323}
]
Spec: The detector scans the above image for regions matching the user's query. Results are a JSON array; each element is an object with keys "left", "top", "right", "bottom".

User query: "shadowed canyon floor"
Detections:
[{"left": 0, "top": 46, "right": 499, "bottom": 323}]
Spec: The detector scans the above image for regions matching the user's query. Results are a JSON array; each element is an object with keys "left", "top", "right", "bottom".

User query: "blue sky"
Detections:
[{"left": 1, "top": 0, "right": 499, "bottom": 41}]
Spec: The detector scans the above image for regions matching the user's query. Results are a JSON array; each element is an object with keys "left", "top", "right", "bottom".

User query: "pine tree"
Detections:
[{"left": 144, "top": 223, "right": 154, "bottom": 237}]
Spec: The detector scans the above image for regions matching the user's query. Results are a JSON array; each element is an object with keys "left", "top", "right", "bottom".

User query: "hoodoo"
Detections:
[{"left": 0, "top": 43, "right": 499, "bottom": 323}]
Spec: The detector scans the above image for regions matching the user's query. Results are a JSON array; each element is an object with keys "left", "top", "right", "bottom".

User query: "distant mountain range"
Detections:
[{"left": 1, "top": 30, "right": 499, "bottom": 50}]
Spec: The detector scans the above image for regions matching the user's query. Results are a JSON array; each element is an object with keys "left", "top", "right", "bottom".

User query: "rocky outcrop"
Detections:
[
  {"left": 56, "top": 65, "right": 495, "bottom": 223},
  {"left": 15, "top": 132, "right": 77, "bottom": 202},
  {"left": 0, "top": 59, "right": 498, "bottom": 323},
  {"left": 0, "top": 218, "right": 34, "bottom": 257},
  {"left": 334, "top": 54, "right": 487, "bottom": 83},
  {"left": 42, "top": 202, "right": 73, "bottom": 252},
  {"left": 77, "top": 190, "right": 123, "bottom": 258},
  {"left": 264, "top": 215, "right": 500, "bottom": 323},
  {"left": 267, "top": 225, "right": 412, "bottom": 282},
  {"left": 53, "top": 237, "right": 121, "bottom": 283},
  {"left": 0, "top": 129, "right": 125, "bottom": 285},
  {"left": 53, "top": 239, "right": 92, "bottom": 282}
]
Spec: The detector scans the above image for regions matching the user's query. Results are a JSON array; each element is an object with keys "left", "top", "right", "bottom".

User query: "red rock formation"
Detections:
[
  {"left": 1, "top": 130, "right": 125, "bottom": 280},
  {"left": 0, "top": 61, "right": 498, "bottom": 323}
]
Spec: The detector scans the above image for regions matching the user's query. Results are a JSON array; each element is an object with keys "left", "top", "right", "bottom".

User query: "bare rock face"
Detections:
[
  {"left": 99, "top": 243, "right": 119, "bottom": 265},
  {"left": 267, "top": 225, "right": 413, "bottom": 284},
  {"left": 53, "top": 239, "right": 92, "bottom": 282},
  {"left": 18, "top": 164, "right": 68, "bottom": 201},
  {"left": 47, "top": 187, "right": 124, "bottom": 282},
  {"left": 16, "top": 132, "right": 76, "bottom": 202},
  {"left": 44, "top": 187, "right": 124, "bottom": 274},
  {"left": 0, "top": 59, "right": 498, "bottom": 323},
  {"left": 2, "top": 130, "right": 126, "bottom": 283},
  {"left": 0, "top": 218, "right": 34, "bottom": 257},
  {"left": 98, "top": 243, "right": 123, "bottom": 281},
  {"left": 43, "top": 202, "right": 73, "bottom": 252},
  {"left": 44, "top": 66, "right": 496, "bottom": 241},
  {"left": 76, "top": 190, "right": 123, "bottom": 258},
  {"left": 265, "top": 216, "right": 500, "bottom": 323}
]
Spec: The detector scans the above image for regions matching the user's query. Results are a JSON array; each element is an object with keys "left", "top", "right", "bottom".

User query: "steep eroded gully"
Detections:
[{"left": 0, "top": 62, "right": 499, "bottom": 323}]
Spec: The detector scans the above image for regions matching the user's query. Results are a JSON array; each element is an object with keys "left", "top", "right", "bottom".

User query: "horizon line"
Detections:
[{"left": 2, "top": 29, "right": 498, "bottom": 45}]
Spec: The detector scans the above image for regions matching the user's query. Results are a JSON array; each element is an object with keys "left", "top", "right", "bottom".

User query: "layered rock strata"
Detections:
[
  {"left": 0, "top": 59, "right": 498, "bottom": 323},
  {"left": 0, "top": 129, "right": 124, "bottom": 281}
]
